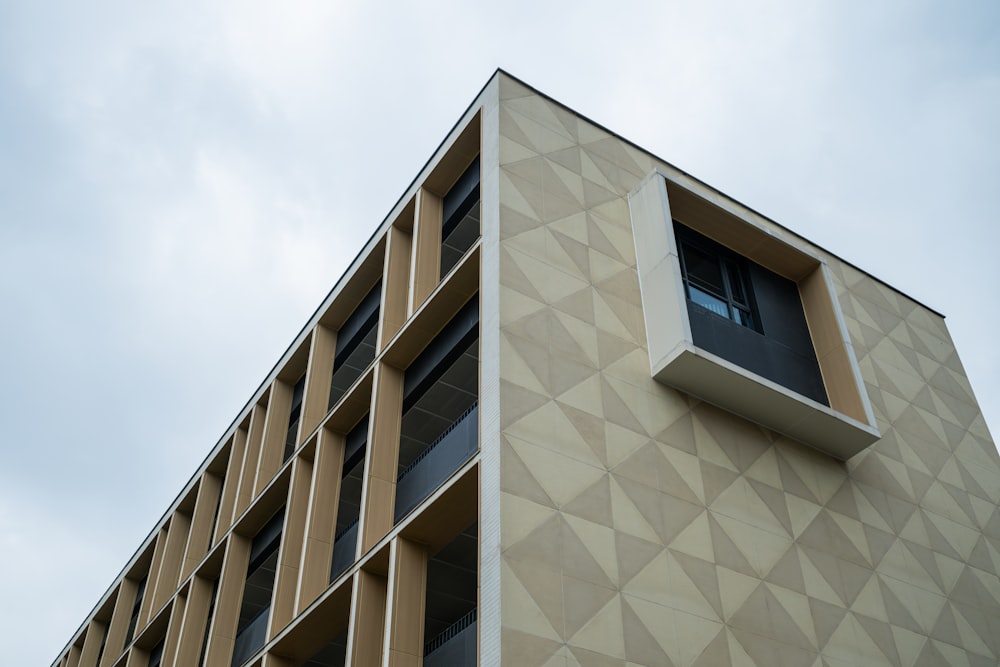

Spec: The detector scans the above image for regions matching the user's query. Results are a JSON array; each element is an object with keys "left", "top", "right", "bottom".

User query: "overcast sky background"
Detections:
[{"left": 1, "top": 1, "right": 998, "bottom": 664}]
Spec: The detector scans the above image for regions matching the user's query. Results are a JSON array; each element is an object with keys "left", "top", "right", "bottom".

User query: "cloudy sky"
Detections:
[{"left": 2, "top": 0, "right": 998, "bottom": 663}]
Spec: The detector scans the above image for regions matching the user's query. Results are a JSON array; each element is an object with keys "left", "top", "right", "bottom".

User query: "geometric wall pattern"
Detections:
[{"left": 496, "top": 74, "right": 1000, "bottom": 667}]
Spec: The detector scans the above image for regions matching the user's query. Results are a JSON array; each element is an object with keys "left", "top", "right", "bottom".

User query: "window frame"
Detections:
[
  {"left": 676, "top": 223, "right": 761, "bottom": 332},
  {"left": 628, "top": 167, "right": 880, "bottom": 460}
]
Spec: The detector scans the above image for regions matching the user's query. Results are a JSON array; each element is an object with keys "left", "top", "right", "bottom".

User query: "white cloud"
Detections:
[{"left": 210, "top": 0, "right": 357, "bottom": 116}]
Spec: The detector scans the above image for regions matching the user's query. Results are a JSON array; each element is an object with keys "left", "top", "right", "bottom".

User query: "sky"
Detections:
[{"left": 1, "top": 0, "right": 998, "bottom": 664}]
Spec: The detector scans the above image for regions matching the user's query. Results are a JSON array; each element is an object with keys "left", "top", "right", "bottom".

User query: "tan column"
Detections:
[
  {"left": 139, "top": 531, "right": 167, "bottom": 627},
  {"left": 256, "top": 381, "right": 293, "bottom": 494},
  {"left": 170, "top": 576, "right": 215, "bottom": 667},
  {"left": 218, "top": 429, "right": 248, "bottom": 541},
  {"left": 100, "top": 580, "right": 136, "bottom": 667},
  {"left": 123, "top": 648, "right": 146, "bottom": 667},
  {"left": 360, "top": 363, "right": 403, "bottom": 552},
  {"left": 409, "top": 188, "right": 443, "bottom": 314},
  {"left": 301, "top": 325, "right": 337, "bottom": 438},
  {"left": 269, "top": 457, "right": 311, "bottom": 634},
  {"left": 64, "top": 644, "right": 82, "bottom": 667},
  {"left": 236, "top": 405, "right": 267, "bottom": 516},
  {"left": 151, "top": 512, "right": 190, "bottom": 612},
  {"left": 183, "top": 473, "right": 223, "bottom": 578},
  {"left": 160, "top": 593, "right": 186, "bottom": 667},
  {"left": 380, "top": 224, "right": 412, "bottom": 350},
  {"left": 262, "top": 655, "right": 295, "bottom": 667},
  {"left": 204, "top": 535, "right": 252, "bottom": 666},
  {"left": 296, "top": 429, "right": 345, "bottom": 613},
  {"left": 346, "top": 571, "right": 388, "bottom": 667},
  {"left": 77, "top": 619, "right": 107, "bottom": 667},
  {"left": 383, "top": 537, "right": 428, "bottom": 667}
]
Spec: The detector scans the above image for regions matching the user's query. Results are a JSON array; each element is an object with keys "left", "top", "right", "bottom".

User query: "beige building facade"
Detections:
[{"left": 53, "top": 71, "right": 1000, "bottom": 667}]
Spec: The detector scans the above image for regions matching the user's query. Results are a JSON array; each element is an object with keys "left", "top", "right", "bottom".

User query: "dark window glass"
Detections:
[
  {"left": 423, "top": 523, "right": 477, "bottom": 667},
  {"left": 284, "top": 374, "right": 306, "bottom": 461},
  {"left": 198, "top": 580, "right": 219, "bottom": 667},
  {"left": 330, "top": 416, "right": 368, "bottom": 582},
  {"left": 148, "top": 639, "right": 164, "bottom": 667},
  {"left": 675, "top": 221, "right": 828, "bottom": 405},
  {"left": 124, "top": 576, "right": 147, "bottom": 646},
  {"left": 684, "top": 243, "right": 726, "bottom": 295},
  {"left": 329, "top": 282, "right": 381, "bottom": 410},
  {"left": 231, "top": 511, "right": 284, "bottom": 667},
  {"left": 677, "top": 225, "right": 759, "bottom": 332},
  {"left": 209, "top": 479, "right": 224, "bottom": 545},
  {"left": 441, "top": 158, "right": 481, "bottom": 278},
  {"left": 95, "top": 623, "right": 108, "bottom": 666},
  {"left": 396, "top": 299, "right": 479, "bottom": 522},
  {"left": 302, "top": 629, "right": 348, "bottom": 667}
]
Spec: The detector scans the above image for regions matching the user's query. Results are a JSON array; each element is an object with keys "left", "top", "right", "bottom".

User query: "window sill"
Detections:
[{"left": 656, "top": 341, "right": 879, "bottom": 459}]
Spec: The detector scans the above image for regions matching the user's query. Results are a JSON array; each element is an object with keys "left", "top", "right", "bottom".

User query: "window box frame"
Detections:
[{"left": 629, "top": 168, "right": 880, "bottom": 460}]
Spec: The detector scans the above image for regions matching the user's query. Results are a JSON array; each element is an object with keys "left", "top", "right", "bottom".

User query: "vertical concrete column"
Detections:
[
  {"left": 218, "top": 429, "right": 248, "bottom": 542},
  {"left": 170, "top": 575, "right": 215, "bottom": 667},
  {"left": 151, "top": 512, "right": 190, "bottom": 612},
  {"left": 236, "top": 405, "right": 267, "bottom": 517},
  {"left": 269, "top": 457, "right": 311, "bottom": 634},
  {"left": 360, "top": 363, "right": 403, "bottom": 553},
  {"left": 477, "top": 80, "right": 502, "bottom": 667},
  {"left": 140, "top": 532, "right": 168, "bottom": 626},
  {"left": 160, "top": 592, "right": 186, "bottom": 667},
  {"left": 204, "top": 535, "right": 252, "bottom": 667},
  {"left": 183, "top": 473, "right": 223, "bottom": 578},
  {"left": 262, "top": 655, "right": 295, "bottom": 667},
  {"left": 346, "top": 571, "right": 388, "bottom": 667},
  {"left": 123, "top": 648, "right": 146, "bottom": 667},
  {"left": 301, "top": 325, "right": 336, "bottom": 437},
  {"left": 100, "top": 580, "right": 137, "bottom": 667},
  {"left": 64, "top": 644, "right": 82, "bottom": 667},
  {"left": 382, "top": 537, "right": 428, "bottom": 667},
  {"left": 409, "top": 188, "right": 443, "bottom": 314},
  {"left": 296, "top": 428, "right": 345, "bottom": 613},
  {"left": 256, "top": 381, "right": 293, "bottom": 494},
  {"left": 380, "top": 223, "right": 413, "bottom": 350},
  {"left": 77, "top": 619, "right": 107, "bottom": 667}
]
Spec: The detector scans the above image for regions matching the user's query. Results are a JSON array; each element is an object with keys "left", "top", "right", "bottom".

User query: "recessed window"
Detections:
[
  {"left": 147, "top": 638, "right": 165, "bottom": 667},
  {"left": 231, "top": 510, "right": 284, "bottom": 667},
  {"left": 674, "top": 221, "right": 827, "bottom": 406},
  {"left": 330, "top": 416, "right": 368, "bottom": 582},
  {"left": 329, "top": 281, "right": 381, "bottom": 410},
  {"left": 441, "top": 158, "right": 480, "bottom": 278},
  {"left": 677, "top": 224, "right": 759, "bottom": 332},
  {"left": 396, "top": 297, "right": 479, "bottom": 522},
  {"left": 124, "top": 575, "right": 147, "bottom": 646},
  {"left": 283, "top": 374, "right": 306, "bottom": 462}
]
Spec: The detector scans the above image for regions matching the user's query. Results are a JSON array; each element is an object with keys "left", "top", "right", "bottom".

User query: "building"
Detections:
[{"left": 51, "top": 70, "right": 1000, "bottom": 667}]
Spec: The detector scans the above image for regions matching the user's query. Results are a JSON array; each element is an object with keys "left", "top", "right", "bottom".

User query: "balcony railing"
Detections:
[
  {"left": 329, "top": 518, "right": 359, "bottom": 583},
  {"left": 424, "top": 608, "right": 477, "bottom": 667},
  {"left": 394, "top": 402, "right": 478, "bottom": 522},
  {"left": 230, "top": 606, "right": 269, "bottom": 667}
]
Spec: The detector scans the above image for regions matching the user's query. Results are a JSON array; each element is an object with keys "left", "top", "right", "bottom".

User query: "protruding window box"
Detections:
[{"left": 629, "top": 168, "right": 880, "bottom": 460}]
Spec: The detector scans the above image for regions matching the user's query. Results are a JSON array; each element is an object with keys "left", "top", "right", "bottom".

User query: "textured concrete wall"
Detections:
[{"left": 496, "top": 73, "right": 1000, "bottom": 667}]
